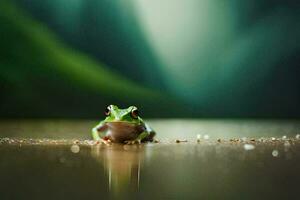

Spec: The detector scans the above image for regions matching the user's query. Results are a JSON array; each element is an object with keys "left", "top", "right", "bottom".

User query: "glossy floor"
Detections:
[{"left": 0, "top": 120, "right": 300, "bottom": 199}]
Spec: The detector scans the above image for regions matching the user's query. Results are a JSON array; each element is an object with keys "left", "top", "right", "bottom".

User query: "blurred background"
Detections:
[{"left": 0, "top": 0, "right": 299, "bottom": 118}]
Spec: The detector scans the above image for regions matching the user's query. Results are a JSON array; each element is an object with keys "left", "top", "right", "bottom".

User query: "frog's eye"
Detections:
[
  {"left": 131, "top": 108, "right": 139, "bottom": 119},
  {"left": 104, "top": 106, "right": 111, "bottom": 116}
]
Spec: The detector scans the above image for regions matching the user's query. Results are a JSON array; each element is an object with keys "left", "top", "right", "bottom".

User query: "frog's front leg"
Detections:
[
  {"left": 92, "top": 122, "right": 111, "bottom": 145},
  {"left": 143, "top": 123, "right": 156, "bottom": 142}
]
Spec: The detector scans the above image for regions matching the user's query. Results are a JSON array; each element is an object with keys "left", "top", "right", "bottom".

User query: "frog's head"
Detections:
[{"left": 103, "top": 105, "right": 142, "bottom": 124}]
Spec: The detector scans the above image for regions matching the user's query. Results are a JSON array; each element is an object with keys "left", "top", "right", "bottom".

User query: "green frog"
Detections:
[{"left": 92, "top": 105, "right": 155, "bottom": 144}]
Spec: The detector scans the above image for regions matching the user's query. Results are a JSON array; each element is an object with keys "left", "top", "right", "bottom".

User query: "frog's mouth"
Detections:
[
  {"left": 107, "top": 121, "right": 137, "bottom": 128},
  {"left": 105, "top": 119, "right": 139, "bottom": 124}
]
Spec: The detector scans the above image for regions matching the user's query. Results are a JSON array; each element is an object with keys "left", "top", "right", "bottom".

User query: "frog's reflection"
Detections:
[{"left": 91, "top": 144, "right": 145, "bottom": 197}]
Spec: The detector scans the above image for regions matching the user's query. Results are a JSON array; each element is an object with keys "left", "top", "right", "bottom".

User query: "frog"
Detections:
[{"left": 92, "top": 105, "right": 155, "bottom": 144}]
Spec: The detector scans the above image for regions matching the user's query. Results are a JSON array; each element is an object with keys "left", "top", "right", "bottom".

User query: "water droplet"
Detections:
[
  {"left": 70, "top": 144, "right": 80, "bottom": 153},
  {"left": 272, "top": 150, "right": 279, "bottom": 157},
  {"left": 73, "top": 140, "right": 80, "bottom": 144},
  {"left": 203, "top": 135, "right": 209, "bottom": 140},
  {"left": 282, "top": 135, "right": 287, "bottom": 140},
  {"left": 197, "top": 134, "right": 201, "bottom": 140},
  {"left": 244, "top": 144, "right": 255, "bottom": 151}
]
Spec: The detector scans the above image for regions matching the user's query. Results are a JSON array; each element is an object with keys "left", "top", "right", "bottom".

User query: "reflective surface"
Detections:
[{"left": 0, "top": 120, "right": 300, "bottom": 199}]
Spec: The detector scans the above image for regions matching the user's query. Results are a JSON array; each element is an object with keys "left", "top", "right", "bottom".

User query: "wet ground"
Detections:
[{"left": 0, "top": 119, "right": 300, "bottom": 200}]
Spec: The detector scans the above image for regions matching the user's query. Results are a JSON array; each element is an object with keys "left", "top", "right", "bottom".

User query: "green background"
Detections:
[{"left": 0, "top": 0, "right": 299, "bottom": 118}]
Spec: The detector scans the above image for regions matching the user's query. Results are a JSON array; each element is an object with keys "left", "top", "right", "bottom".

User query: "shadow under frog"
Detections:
[{"left": 91, "top": 144, "right": 146, "bottom": 198}]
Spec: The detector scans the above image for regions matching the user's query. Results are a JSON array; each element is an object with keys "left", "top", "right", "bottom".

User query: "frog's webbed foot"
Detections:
[
  {"left": 124, "top": 131, "right": 149, "bottom": 145},
  {"left": 92, "top": 123, "right": 111, "bottom": 145},
  {"left": 96, "top": 138, "right": 112, "bottom": 145},
  {"left": 124, "top": 139, "right": 141, "bottom": 145}
]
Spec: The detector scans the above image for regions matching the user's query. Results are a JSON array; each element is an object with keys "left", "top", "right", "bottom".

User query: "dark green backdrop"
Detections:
[{"left": 0, "top": 0, "right": 299, "bottom": 118}]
